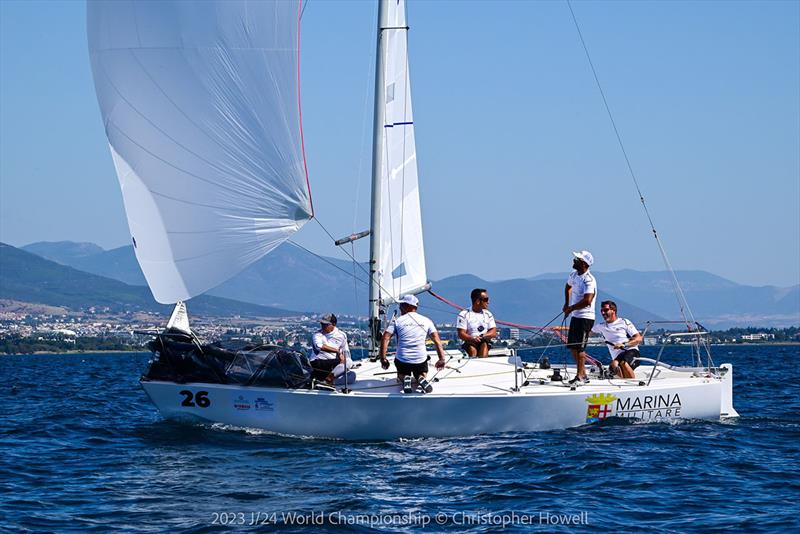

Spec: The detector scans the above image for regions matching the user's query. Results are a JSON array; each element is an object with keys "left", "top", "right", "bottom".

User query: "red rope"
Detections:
[
  {"left": 426, "top": 290, "right": 609, "bottom": 368},
  {"left": 427, "top": 290, "right": 567, "bottom": 343}
]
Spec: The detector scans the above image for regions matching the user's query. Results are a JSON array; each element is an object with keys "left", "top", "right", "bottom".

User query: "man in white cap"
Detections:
[
  {"left": 309, "top": 313, "right": 353, "bottom": 384},
  {"left": 379, "top": 294, "right": 446, "bottom": 394},
  {"left": 563, "top": 250, "right": 597, "bottom": 385}
]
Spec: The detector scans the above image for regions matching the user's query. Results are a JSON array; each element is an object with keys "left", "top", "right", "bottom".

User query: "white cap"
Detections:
[
  {"left": 397, "top": 294, "right": 419, "bottom": 307},
  {"left": 572, "top": 250, "right": 594, "bottom": 267}
]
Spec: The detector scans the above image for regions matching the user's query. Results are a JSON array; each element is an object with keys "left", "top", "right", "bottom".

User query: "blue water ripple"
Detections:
[{"left": 1, "top": 347, "right": 799, "bottom": 532}]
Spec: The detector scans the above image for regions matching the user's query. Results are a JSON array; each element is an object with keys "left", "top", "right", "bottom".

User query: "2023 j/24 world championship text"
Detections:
[{"left": 210, "top": 510, "right": 590, "bottom": 527}]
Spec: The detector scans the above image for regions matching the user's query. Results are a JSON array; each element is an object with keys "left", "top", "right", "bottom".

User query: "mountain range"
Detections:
[
  {"left": 9, "top": 240, "right": 798, "bottom": 328},
  {"left": 0, "top": 243, "right": 299, "bottom": 317}
]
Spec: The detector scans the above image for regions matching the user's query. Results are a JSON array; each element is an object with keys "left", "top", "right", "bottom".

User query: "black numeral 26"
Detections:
[{"left": 179, "top": 390, "right": 211, "bottom": 408}]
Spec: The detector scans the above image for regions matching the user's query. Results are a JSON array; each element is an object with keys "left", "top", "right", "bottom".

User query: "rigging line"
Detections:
[
  {"left": 300, "top": 0, "right": 309, "bottom": 21},
  {"left": 428, "top": 290, "right": 564, "bottom": 336},
  {"left": 286, "top": 239, "right": 368, "bottom": 285},
  {"left": 416, "top": 302, "right": 464, "bottom": 317},
  {"left": 311, "top": 217, "right": 446, "bottom": 342},
  {"left": 311, "top": 217, "right": 417, "bottom": 310},
  {"left": 565, "top": 0, "right": 695, "bottom": 329}
]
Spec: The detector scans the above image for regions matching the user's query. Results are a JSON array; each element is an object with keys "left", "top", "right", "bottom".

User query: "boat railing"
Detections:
[
  {"left": 641, "top": 321, "right": 715, "bottom": 383},
  {"left": 515, "top": 321, "right": 717, "bottom": 385}
]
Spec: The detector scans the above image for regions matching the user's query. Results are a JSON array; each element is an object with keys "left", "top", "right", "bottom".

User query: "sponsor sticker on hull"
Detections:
[
  {"left": 233, "top": 395, "right": 251, "bottom": 411},
  {"left": 254, "top": 397, "right": 275, "bottom": 412},
  {"left": 586, "top": 394, "right": 616, "bottom": 423},
  {"left": 585, "top": 393, "right": 683, "bottom": 422}
]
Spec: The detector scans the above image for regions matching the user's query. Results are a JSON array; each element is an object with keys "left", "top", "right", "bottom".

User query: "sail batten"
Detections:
[{"left": 88, "top": 0, "right": 312, "bottom": 304}]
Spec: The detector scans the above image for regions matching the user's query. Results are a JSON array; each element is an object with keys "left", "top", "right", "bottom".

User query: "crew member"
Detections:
[
  {"left": 563, "top": 250, "right": 597, "bottom": 385},
  {"left": 592, "top": 300, "right": 642, "bottom": 379},
  {"left": 457, "top": 288, "right": 497, "bottom": 357},
  {"left": 309, "top": 313, "right": 351, "bottom": 384},
  {"left": 379, "top": 294, "right": 446, "bottom": 394}
]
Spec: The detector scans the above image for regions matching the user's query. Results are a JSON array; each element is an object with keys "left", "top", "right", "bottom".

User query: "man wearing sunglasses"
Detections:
[
  {"left": 592, "top": 300, "right": 642, "bottom": 379},
  {"left": 457, "top": 288, "right": 497, "bottom": 357},
  {"left": 563, "top": 250, "right": 597, "bottom": 384}
]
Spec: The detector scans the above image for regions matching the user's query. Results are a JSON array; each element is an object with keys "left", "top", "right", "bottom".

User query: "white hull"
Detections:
[{"left": 141, "top": 353, "right": 738, "bottom": 440}]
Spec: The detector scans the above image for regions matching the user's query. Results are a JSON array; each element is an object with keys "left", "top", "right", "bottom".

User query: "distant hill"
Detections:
[
  {"left": 17, "top": 241, "right": 658, "bottom": 326},
  {"left": 19, "top": 241, "right": 800, "bottom": 328},
  {"left": 1, "top": 243, "right": 300, "bottom": 317},
  {"left": 23, "top": 241, "right": 104, "bottom": 263},
  {"left": 23, "top": 241, "right": 147, "bottom": 286},
  {"left": 23, "top": 240, "right": 368, "bottom": 314}
]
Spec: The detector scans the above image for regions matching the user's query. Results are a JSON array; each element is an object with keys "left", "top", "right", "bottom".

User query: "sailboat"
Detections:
[{"left": 87, "top": 0, "right": 737, "bottom": 440}]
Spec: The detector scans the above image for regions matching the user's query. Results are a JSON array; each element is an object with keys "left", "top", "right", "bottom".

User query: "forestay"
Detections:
[
  {"left": 87, "top": 0, "right": 313, "bottom": 303},
  {"left": 378, "top": 0, "right": 427, "bottom": 302}
]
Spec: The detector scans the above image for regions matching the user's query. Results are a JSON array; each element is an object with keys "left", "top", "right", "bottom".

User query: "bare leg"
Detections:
[
  {"left": 571, "top": 348, "right": 587, "bottom": 379},
  {"left": 609, "top": 360, "right": 621, "bottom": 377},
  {"left": 620, "top": 361, "right": 636, "bottom": 379},
  {"left": 477, "top": 342, "right": 489, "bottom": 357},
  {"left": 464, "top": 344, "right": 477, "bottom": 357}
]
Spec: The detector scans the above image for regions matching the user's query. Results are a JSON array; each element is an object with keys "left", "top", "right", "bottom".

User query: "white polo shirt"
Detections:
[
  {"left": 567, "top": 270, "right": 597, "bottom": 320},
  {"left": 592, "top": 318, "right": 639, "bottom": 359},
  {"left": 310, "top": 327, "right": 349, "bottom": 361},
  {"left": 456, "top": 309, "right": 496, "bottom": 337},
  {"left": 385, "top": 312, "right": 437, "bottom": 364}
]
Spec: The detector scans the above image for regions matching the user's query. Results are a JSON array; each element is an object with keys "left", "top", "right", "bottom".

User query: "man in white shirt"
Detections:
[
  {"left": 379, "top": 294, "right": 446, "bottom": 394},
  {"left": 563, "top": 250, "right": 597, "bottom": 385},
  {"left": 592, "top": 300, "right": 642, "bottom": 379},
  {"left": 309, "top": 313, "right": 352, "bottom": 384},
  {"left": 457, "top": 288, "right": 497, "bottom": 357}
]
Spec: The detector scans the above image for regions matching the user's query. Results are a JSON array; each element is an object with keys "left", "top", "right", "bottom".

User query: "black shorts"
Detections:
[
  {"left": 395, "top": 359, "right": 429, "bottom": 377},
  {"left": 567, "top": 317, "right": 594, "bottom": 352},
  {"left": 310, "top": 357, "right": 338, "bottom": 380},
  {"left": 461, "top": 340, "right": 493, "bottom": 352},
  {"left": 614, "top": 349, "right": 640, "bottom": 369}
]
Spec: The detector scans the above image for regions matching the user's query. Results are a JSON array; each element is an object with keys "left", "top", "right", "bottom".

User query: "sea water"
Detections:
[{"left": 1, "top": 345, "right": 798, "bottom": 532}]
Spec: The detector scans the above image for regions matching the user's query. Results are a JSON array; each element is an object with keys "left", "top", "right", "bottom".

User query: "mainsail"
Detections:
[
  {"left": 87, "top": 0, "right": 313, "bottom": 304},
  {"left": 377, "top": 0, "right": 427, "bottom": 302}
]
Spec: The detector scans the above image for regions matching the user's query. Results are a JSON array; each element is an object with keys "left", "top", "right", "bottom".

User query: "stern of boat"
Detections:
[{"left": 719, "top": 363, "right": 739, "bottom": 418}]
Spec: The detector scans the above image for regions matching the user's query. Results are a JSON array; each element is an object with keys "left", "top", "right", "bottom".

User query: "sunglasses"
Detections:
[{"left": 479, "top": 297, "right": 489, "bottom": 302}]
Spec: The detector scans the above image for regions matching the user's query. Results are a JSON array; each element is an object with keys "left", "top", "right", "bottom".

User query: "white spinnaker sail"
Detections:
[
  {"left": 87, "top": 0, "right": 313, "bottom": 304},
  {"left": 378, "top": 0, "right": 427, "bottom": 302}
]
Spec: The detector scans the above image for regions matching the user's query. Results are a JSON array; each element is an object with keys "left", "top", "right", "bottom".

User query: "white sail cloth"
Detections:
[
  {"left": 88, "top": 0, "right": 313, "bottom": 303},
  {"left": 378, "top": 0, "right": 428, "bottom": 303}
]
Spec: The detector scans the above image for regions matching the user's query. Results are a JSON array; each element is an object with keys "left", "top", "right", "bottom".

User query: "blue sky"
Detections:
[{"left": 1, "top": 0, "right": 798, "bottom": 288}]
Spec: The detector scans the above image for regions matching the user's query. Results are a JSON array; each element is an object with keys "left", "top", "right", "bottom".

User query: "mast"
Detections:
[{"left": 368, "top": 0, "right": 391, "bottom": 359}]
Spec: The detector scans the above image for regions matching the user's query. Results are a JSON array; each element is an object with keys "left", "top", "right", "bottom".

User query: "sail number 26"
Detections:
[{"left": 179, "top": 390, "right": 211, "bottom": 408}]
